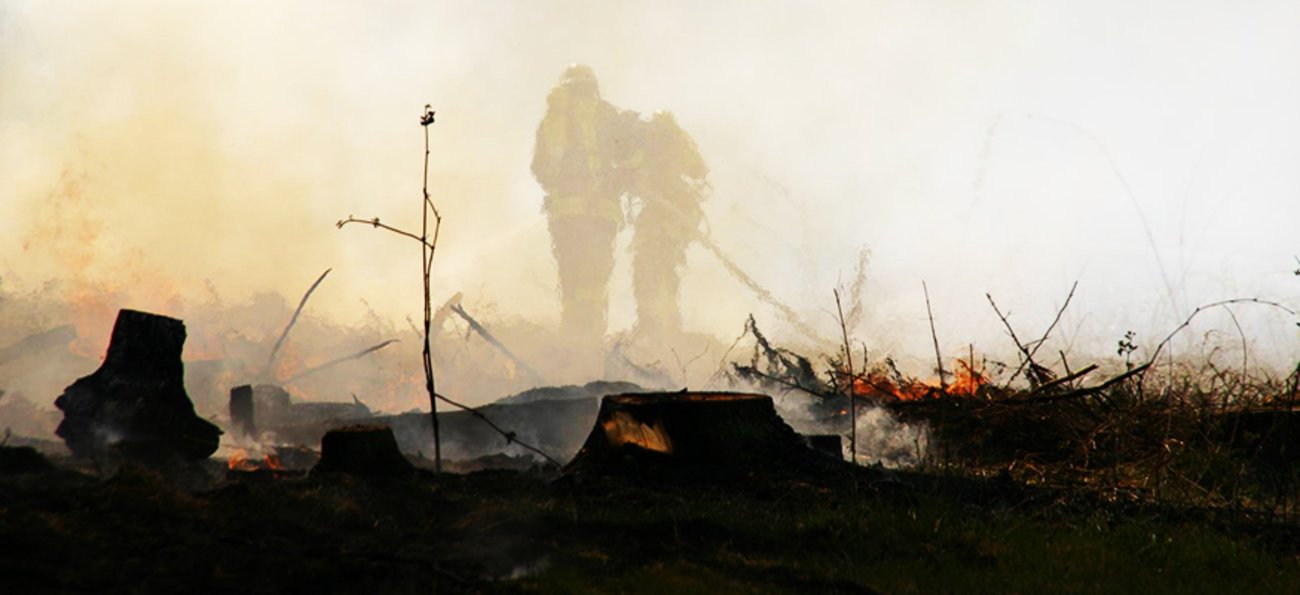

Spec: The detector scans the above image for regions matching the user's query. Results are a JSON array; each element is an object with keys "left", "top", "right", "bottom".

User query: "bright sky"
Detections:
[{"left": 3, "top": 1, "right": 1298, "bottom": 370}]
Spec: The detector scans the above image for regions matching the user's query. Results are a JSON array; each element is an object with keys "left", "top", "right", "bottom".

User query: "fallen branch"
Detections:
[
  {"left": 1011, "top": 364, "right": 1099, "bottom": 402},
  {"left": 449, "top": 302, "right": 545, "bottom": 384},
  {"left": 265, "top": 268, "right": 331, "bottom": 379},
  {"left": 434, "top": 391, "right": 563, "bottom": 468},
  {"left": 283, "top": 339, "right": 399, "bottom": 384},
  {"left": 1014, "top": 363, "right": 1150, "bottom": 406}
]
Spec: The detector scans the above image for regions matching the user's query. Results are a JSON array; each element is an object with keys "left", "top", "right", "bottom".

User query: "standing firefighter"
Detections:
[
  {"left": 532, "top": 65, "right": 639, "bottom": 355},
  {"left": 629, "top": 111, "right": 708, "bottom": 341}
]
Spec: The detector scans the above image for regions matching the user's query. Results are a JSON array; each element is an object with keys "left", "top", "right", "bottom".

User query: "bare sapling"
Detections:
[
  {"left": 338, "top": 106, "right": 444, "bottom": 471},
  {"left": 338, "top": 106, "right": 561, "bottom": 472}
]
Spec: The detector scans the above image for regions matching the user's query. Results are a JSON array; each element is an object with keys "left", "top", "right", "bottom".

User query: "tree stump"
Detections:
[
  {"left": 566, "top": 392, "right": 831, "bottom": 473},
  {"left": 54, "top": 309, "right": 221, "bottom": 462},
  {"left": 229, "top": 385, "right": 256, "bottom": 440},
  {"left": 312, "top": 424, "right": 415, "bottom": 477}
]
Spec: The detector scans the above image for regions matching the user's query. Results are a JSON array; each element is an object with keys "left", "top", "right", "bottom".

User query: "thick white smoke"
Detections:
[{"left": 2, "top": 1, "right": 1299, "bottom": 415}]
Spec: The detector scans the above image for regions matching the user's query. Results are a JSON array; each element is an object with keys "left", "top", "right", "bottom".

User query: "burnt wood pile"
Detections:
[{"left": 53, "top": 309, "right": 221, "bottom": 463}]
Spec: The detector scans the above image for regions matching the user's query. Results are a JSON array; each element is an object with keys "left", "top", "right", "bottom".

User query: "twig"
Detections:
[
  {"left": 1015, "top": 364, "right": 1098, "bottom": 401},
  {"left": 670, "top": 342, "right": 711, "bottom": 387},
  {"left": 420, "top": 105, "right": 443, "bottom": 473},
  {"left": 985, "top": 292, "right": 1045, "bottom": 387},
  {"left": 834, "top": 289, "right": 857, "bottom": 463},
  {"left": 283, "top": 339, "right": 399, "bottom": 384},
  {"left": 449, "top": 303, "right": 545, "bottom": 384},
  {"left": 434, "top": 391, "right": 563, "bottom": 468},
  {"left": 706, "top": 317, "right": 751, "bottom": 386},
  {"left": 429, "top": 292, "right": 463, "bottom": 337},
  {"left": 1015, "top": 363, "right": 1150, "bottom": 406},
  {"left": 1059, "top": 350, "right": 1076, "bottom": 389},
  {"left": 1220, "top": 305, "right": 1249, "bottom": 381},
  {"left": 265, "top": 268, "right": 331, "bottom": 378},
  {"left": 732, "top": 365, "right": 836, "bottom": 401},
  {"left": 695, "top": 232, "right": 828, "bottom": 345},
  {"left": 923, "top": 282, "right": 946, "bottom": 390},
  {"left": 336, "top": 105, "right": 444, "bottom": 472},
  {"left": 336, "top": 217, "right": 434, "bottom": 250},
  {"left": 1027, "top": 281, "right": 1078, "bottom": 362},
  {"left": 1142, "top": 298, "right": 1296, "bottom": 372}
]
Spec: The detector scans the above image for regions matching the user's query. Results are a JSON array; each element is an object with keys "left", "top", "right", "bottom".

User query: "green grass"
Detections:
[{"left": 512, "top": 472, "right": 1300, "bottom": 594}]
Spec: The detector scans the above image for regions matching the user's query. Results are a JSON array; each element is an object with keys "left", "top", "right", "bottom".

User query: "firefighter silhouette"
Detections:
[
  {"left": 532, "top": 65, "right": 707, "bottom": 351},
  {"left": 628, "top": 111, "right": 708, "bottom": 341}
]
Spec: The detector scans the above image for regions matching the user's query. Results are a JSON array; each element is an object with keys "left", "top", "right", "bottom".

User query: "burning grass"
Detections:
[{"left": 730, "top": 299, "right": 1300, "bottom": 525}]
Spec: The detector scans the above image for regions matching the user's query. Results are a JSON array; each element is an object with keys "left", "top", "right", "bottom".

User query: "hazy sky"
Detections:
[{"left": 3, "top": 1, "right": 1299, "bottom": 371}]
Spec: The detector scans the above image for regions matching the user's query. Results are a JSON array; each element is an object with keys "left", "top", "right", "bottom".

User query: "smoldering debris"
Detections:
[
  {"left": 851, "top": 405, "right": 930, "bottom": 467},
  {"left": 216, "top": 378, "right": 650, "bottom": 471}
]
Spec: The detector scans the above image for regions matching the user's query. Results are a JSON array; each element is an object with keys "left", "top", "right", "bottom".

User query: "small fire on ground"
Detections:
[
  {"left": 227, "top": 448, "right": 285, "bottom": 472},
  {"left": 853, "top": 357, "right": 987, "bottom": 402}
]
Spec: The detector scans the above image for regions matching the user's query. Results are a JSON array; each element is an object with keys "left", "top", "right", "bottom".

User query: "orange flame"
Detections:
[
  {"left": 227, "top": 448, "right": 251, "bottom": 471},
  {"left": 852, "top": 357, "right": 986, "bottom": 401},
  {"left": 263, "top": 453, "right": 284, "bottom": 471},
  {"left": 228, "top": 448, "right": 285, "bottom": 472}
]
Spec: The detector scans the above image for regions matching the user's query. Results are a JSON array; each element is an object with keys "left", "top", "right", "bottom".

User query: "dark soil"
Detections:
[{"left": 3, "top": 450, "right": 1300, "bottom": 594}]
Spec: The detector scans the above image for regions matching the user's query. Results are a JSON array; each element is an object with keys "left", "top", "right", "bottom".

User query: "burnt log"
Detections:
[
  {"left": 312, "top": 424, "right": 415, "bottom": 477},
  {"left": 54, "top": 309, "right": 221, "bottom": 462}
]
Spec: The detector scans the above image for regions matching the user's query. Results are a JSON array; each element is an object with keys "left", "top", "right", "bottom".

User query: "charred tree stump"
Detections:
[
  {"left": 566, "top": 392, "right": 840, "bottom": 474},
  {"left": 229, "top": 385, "right": 256, "bottom": 440},
  {"left": 312, "top": 424, "right": 415, "bottom": 477},
  {"left": 54, "top": 309, "right": 221, "bottom": 462},
  {"left": 249, "top": 384, "right": 293, "bottom": 427}
]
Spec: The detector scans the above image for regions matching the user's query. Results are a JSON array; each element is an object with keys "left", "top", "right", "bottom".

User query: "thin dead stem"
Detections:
[
  {"left": 265, "top": 268, "right": 331, "bottom": 379},
  {"left": 834, "top": 288, "right": 856, "bottom": 463},
  {"left": 336, "top": 107, "right": 562, "bottom": 472},
  {"left": 923, "top": 282, "right": 946, "bottom": 390}
]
